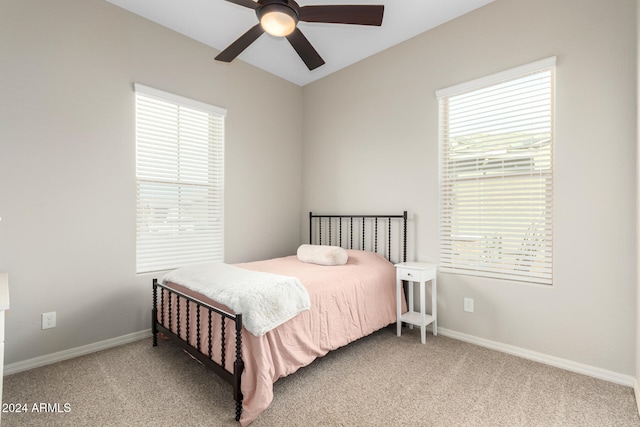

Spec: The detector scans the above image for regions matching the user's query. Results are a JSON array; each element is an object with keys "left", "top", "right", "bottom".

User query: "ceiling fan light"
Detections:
[{"left": 259, "top": 6, "right": 297, "bottom": 37}]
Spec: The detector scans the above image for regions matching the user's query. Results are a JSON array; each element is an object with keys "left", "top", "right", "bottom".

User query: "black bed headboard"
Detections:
[{"left": 309, "top": 211, "right": 408, "bottom": 264}]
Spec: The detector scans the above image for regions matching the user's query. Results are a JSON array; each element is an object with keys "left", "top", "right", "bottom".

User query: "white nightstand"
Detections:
[{"left": 395, "top": 262, "right": 437, "bottom": 344}]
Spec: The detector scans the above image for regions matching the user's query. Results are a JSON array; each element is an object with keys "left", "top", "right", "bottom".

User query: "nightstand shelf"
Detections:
[
  {"left": 400, "top": 311, "right": 435, "bottom": 327},
  {"left": 395, "top": 262, "right": 437, "bottom": 344}
]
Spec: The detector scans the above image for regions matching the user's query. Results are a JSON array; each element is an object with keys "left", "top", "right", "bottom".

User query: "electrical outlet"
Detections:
[
  {"left": 42, "top": 312, "right": 56, "bottom": 329},
  {"left": 464, "top": 298, "right": 474, "bottom": 313}
]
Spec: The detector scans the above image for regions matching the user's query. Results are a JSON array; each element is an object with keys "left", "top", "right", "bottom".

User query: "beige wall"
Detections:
[
  {"left": 303, "top": 0, "right": 637, "bottom": 375},
  {"left": 0, "top": 0, "right": 303, "bottom": 364}
]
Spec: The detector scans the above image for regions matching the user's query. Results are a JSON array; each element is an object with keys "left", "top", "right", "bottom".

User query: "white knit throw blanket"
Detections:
[{"left": 162, "top": 262, "right": 310, "bottom": 336}]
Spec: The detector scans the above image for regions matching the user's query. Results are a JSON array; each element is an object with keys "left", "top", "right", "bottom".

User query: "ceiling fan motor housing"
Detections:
[{"left": 256, "top": 0, "right": 300, "bottom": 29}]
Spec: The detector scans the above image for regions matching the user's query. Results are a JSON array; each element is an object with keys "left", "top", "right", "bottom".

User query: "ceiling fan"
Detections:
[{"left": 215, "top": 0, "right": 384, "bottom": 70}]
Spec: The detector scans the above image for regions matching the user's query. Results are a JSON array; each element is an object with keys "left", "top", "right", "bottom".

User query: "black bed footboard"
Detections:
[{"left": 152, "top": 279, "right": 244, "bottom": 421}]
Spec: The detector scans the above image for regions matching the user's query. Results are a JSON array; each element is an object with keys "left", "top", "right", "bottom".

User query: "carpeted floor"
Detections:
[{"left": 4, "top": 326, "right": 640, "bottom": 426}]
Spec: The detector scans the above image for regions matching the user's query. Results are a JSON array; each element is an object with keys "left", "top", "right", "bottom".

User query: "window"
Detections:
[
  {"left": 436, "top": 57, "right": 555, "bottom": 285},
  {"left": 135, "top": 84, "right": 226, "bottom": 273}
]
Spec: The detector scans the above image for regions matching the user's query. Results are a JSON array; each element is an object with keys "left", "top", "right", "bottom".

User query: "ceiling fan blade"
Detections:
[
  {"left": 224, "top": 0, "right": 260, "bottom": 9},
  {"left": 215, "top": 24, "right": 264, "bottom": 63},
  {"left": 286, "top": 28, "right": 325, "bottom": 70},
  {"left": 299, "top": 5, "right": 384, "bottom": 26}
]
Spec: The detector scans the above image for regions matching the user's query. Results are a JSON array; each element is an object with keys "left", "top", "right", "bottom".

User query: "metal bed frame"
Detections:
[{"left": 152, "top": 211, "right": 407, "bottom": 422}]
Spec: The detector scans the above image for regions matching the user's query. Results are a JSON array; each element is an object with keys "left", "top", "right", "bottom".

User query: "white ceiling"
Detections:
[{"left": 105, "top": 0, "right": 495, "bottom": 86}]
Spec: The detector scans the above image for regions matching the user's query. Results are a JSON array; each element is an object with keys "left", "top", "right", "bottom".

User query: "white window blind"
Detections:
[
  {"left": 135, "top": 84, "right": 226, "bottom": 274},
  {"left": 436, "top": 57, "right": 555, "bottom": 285}
]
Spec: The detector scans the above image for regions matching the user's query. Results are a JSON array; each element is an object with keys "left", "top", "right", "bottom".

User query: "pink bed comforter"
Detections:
[{"left": 163, "top": 249, "right": 404, "bottom": 425}]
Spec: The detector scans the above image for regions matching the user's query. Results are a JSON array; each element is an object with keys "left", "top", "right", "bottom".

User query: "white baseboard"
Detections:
[
  {"left": 437, "top": 327, "right": 635, "bottom": 387},
  {"left": 4, "top": 329, "right": 152, "bottom": 376}
]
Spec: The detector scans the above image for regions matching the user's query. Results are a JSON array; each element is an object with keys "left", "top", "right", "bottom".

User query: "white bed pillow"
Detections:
[{"left": 296, "top": 244, "right": 348, "bottom": 266}]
